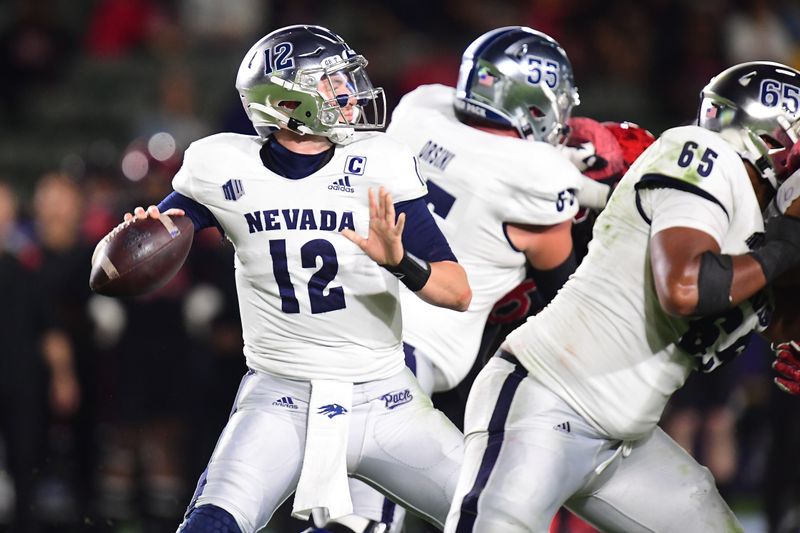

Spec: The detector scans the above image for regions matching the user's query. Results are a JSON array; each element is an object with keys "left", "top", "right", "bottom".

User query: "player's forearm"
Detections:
[
  {"left": 729, "top": 254, "right": 769, "bottom": 304},
  {"left": 415, "top": 261, "right": 471, "bottom": 311}
]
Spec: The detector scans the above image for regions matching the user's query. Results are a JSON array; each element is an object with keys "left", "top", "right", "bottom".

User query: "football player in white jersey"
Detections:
[
  {"left": 444, "top": 61, "right": 800, "bottom": 533},
  {"left": 327, "top": 26, "right": 600, "bottom": 533},
  {"left": 102, "top": 25, "right": 474, "bottom": 533}
]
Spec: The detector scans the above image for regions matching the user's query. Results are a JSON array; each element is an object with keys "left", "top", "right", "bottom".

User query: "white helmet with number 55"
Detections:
[{"left": 455, "top": 26, "right": 580, "bottom": 145}]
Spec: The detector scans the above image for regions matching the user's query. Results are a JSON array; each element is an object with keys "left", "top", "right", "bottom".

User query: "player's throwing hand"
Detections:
[
  {"left": 342, "top": 186, "right": 406, "bottom": 266},
  {"left": 123, "top": 205, "right": 185, "bottom": 221}
]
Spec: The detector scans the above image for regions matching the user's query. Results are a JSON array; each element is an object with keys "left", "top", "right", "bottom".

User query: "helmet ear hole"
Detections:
[
  {"left": 279, "top": 101, "right": 301, "bottom": 110},
  {"left": 529, "top": 106, "right": 545, "bottom": 118}
]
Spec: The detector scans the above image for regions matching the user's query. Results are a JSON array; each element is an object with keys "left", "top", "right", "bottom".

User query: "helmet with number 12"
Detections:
[{"left": 235, "top": 25, "right": 386, "bottom": 144}]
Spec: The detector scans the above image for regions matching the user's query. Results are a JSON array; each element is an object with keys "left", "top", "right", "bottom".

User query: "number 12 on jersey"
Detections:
[{"left": 269, "top": 238, "right": 346, "bottom": 314}]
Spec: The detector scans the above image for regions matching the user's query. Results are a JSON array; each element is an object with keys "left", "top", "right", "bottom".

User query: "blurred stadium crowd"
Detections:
[{"left": 1, "top": 0, "right": 800, "bottom": 532}]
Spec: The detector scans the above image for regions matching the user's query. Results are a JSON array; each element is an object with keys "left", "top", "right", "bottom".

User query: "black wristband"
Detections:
[
  {"left": 382, "top": 251, "right": 432, "bottom": 292},
  {"left": 695, "top": 251, "right": 733, "bottom": 316},
  {"left": 750, "top": 214, "right": 800, "bottom": 282}
]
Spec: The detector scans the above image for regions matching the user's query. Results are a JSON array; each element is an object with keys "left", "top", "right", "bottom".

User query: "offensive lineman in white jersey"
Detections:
[
  {"left": 391, "top": 27, "right": 589, "bottom": 401},
  {"left": 332, "top": 27, "right": 599, "bottom": 533},
  {"left": 445, "top": 61, "right": 800, "bottom": 533},
  {"left": 103, "top": 25, "right": 473, "bottom": 533}
]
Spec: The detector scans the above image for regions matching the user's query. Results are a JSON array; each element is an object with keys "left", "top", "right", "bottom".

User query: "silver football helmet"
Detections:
[
  {"left": 455, "top": 26, "right": 579, "bottom": 145},
  {"left": 698, "top": 61, "right": 800, "bottom": 189},
  {"left": 235, "top": 25, "right": 386, "bottom": 144}
]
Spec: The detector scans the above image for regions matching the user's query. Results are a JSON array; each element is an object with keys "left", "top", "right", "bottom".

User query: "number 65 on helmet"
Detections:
[{"left": 697, "top": 61, "right": 800, "bottom": 190}]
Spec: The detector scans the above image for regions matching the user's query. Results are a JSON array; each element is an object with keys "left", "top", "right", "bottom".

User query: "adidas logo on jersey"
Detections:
[
  {"left": 328, "top": 176, "right": 355, "bottom": 193},
  {"left": 553, "top": 421, "right": 571, "bottom": 434},
  {"left": 272, "top": 396, "right": 298, "bottom": 409}
]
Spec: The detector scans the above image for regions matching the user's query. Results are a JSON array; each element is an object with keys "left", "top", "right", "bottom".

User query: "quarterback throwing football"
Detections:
[{"left": 102, "top": 25, "right": 472, "bottom": 533}]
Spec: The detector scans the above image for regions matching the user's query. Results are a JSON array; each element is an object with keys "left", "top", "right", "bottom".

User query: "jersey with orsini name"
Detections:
[
  {"left": 387, "top": 84, "right": 584, "bottom": 390},
  {"left": 503, "top": 125, "right": 772, "bottom": 439},
  {"left": 172, "top": 132, "right": 427, "bottom": 382}
]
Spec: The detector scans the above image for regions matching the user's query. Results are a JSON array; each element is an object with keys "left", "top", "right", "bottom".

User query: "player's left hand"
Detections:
[
  {"left": 342, "top": 186, "right": 405, "bottom": 266},
  {"left": 772, "top": 340, "right": 800, "bottom": 395}
]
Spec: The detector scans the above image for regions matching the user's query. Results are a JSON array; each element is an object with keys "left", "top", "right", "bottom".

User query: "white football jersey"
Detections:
[
  {"left": 504, "top": 125, "right": 772, "bottom": 439},
  {"left": 173, "top": 132, "right": 427, "bottom": 382},
  {"left": 387, "top": 84, "right": 584, "bottom": 390}
]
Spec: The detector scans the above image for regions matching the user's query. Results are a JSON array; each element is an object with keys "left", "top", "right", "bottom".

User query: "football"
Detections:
[{"left": 89, "top": 214, "right": 194, "bottom": 297}]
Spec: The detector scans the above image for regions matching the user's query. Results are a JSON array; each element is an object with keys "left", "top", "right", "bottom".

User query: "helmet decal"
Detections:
[{"left": 263, "top": 42, "right": 295, "bottom": 74}]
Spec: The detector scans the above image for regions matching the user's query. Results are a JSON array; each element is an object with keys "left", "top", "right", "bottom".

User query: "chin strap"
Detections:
[
  {"left": 248, "top": 102, "right": 315, "bottom": 136},
  {"left": 248, "top": 102, "right": 355, "bottom": 144},
  {"left": 328, "top": 127, "right": 355, "bottom": 144}
]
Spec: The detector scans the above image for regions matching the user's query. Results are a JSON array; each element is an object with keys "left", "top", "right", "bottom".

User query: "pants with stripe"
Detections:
[{"left": 445, "top": 354, "right": 743, "bottom": 533}]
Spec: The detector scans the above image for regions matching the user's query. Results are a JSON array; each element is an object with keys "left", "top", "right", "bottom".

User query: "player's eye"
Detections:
[{"left": 335, "top": 94, "right": 351, "bottom": 107}]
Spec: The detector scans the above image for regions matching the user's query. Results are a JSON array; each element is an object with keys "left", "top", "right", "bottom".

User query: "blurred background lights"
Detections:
[
  {"left": 121, "top": 149, "right": 149, "bottom": 181},
  {"left": 147, "top": 132, "right": 177, "bottom": 161}
]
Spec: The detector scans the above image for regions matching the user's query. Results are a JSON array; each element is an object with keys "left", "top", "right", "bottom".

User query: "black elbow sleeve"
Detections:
[{"left": 695, "top": 251, "right": 733, "bottom": 316}]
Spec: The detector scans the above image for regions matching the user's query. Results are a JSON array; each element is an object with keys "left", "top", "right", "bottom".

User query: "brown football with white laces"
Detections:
[{"left": 89, "top": 214, "right": 194, "bottom": 297}]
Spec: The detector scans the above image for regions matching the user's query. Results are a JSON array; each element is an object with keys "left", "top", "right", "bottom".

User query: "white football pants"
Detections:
[
  {"left": 184, "top": 366, "right": 463, "bottom": 533},
  {"left": 346, "top": 344, "right": 443, "bottom": 532},
  {"left": 444, "top": 354, "right": 743, "bottom": 533}
]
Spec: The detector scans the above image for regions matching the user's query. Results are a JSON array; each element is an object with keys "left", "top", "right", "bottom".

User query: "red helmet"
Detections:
[{"left": 601, "top": 121, "right": 656, "bottom": 170}]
